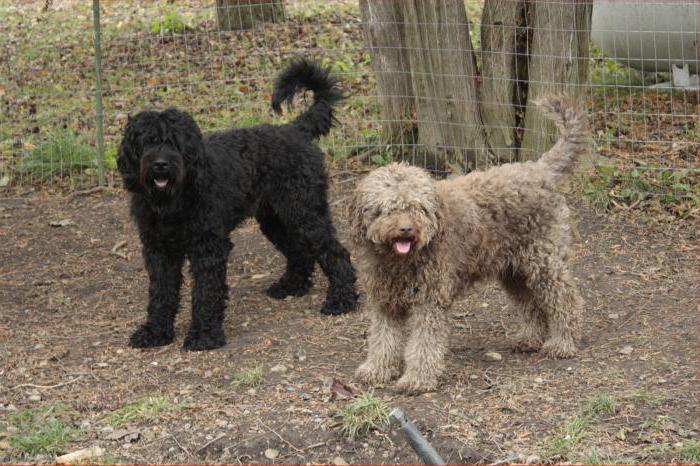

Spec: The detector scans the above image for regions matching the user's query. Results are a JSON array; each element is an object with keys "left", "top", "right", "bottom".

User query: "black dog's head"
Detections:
[{"left": 117, "top": 108, "right": 204, "bottom": 204}]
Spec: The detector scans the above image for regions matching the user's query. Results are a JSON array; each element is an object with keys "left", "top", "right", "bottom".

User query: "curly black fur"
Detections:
[{"left": 117, "top": 58, "right": 358, "bottom": 351}]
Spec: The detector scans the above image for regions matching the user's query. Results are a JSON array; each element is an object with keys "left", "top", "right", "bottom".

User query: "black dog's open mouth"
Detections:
[
  {"left": 153, "top": 178, "right": 170, "bottom": 189},
  {"left": 392, "top": 237, "right": 414, "bottom": 255}
]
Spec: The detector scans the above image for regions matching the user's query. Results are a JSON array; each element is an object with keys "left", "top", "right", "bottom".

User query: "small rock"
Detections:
[
  {"left": 674, "top": 442, "right": 684, "bottom": 448},
  {"left": 49, "top": 219, "right": 74, "bottom": 227},
  {"left": 247, "top": 388, "right": 257, "bottom": 396},
  {"left": 566, "top": 366, "right": 573, "bottom": 371},
  {"left": 298, "top": 354, "right": 307, "bottom": 362},
  {"left": 264, "top": 448, "right": 279, "bottom": 459},
  {"left": 28, "top": 394, "right": 41, "bottom": 402},
  {"left": 608, "top": 312, "right": 620, "bottom": 319},
  {"left": 618, "top": 345, "right": 634, "bottom": 355},
  {"left": 204, "top": 370, "right": 213, "bottom": 378},
  {"left": 469, "top": 374, "right": 478, "bottom": 380},
  {"left": 484, "top": 352, "right": 502, "bottom": 361},
  {"left": 96, "top": 362, "right": 109, "bottom": 368},
  {"left": 270, "top": 364, "right": 287, "bottom": 373},
  {"left": 534, "top": 377, "right": 544, "bottom": 384},
  {"left": 34, "top": 343, "right": 45, "bottom": 350},
  {"left": 525, "top": 454, "right": 541, "bottom": 464},
  {"left": 333, "top": 456, "right": 348, "bottom": 465}
]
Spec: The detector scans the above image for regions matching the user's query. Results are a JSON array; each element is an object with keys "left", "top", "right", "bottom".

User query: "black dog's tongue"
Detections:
[{"left": 154, "top": 178, "right": 169, "bottom": 188}]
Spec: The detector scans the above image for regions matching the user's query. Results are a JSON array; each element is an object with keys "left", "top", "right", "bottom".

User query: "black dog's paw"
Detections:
[
  {"left": 265, "top": 277, "right": 311, "bottom": 299},
  {"left": 183, "top": 329, "right": 226, "bottom": 351},
  {"left": 129, "top": 324, "right": 174, "bottom": 348},
  {"left": 321, "top": 288, "right": 358, "bottom": 315}
]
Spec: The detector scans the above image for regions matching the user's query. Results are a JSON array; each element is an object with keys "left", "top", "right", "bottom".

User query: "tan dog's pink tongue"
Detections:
[{"left": 394, "top": 240, "right": 412, "bottom": 254}]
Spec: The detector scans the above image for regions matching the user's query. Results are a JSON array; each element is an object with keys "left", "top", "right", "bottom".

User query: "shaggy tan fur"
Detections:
[{"left": 350, "top": 96, "right": 589, "bottom": 394}]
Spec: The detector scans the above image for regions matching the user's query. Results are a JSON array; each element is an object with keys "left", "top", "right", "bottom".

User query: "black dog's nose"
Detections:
[
  {"left": 399, "top": 225, "right": 413, "bottom": 233},
  {"left": 152, "top": 160, "right": 168, "bottom": 171}
]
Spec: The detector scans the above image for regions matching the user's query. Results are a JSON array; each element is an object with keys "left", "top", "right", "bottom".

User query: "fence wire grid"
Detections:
[{"left": 0, "top": 0, "right": 698, "bottom": 215}]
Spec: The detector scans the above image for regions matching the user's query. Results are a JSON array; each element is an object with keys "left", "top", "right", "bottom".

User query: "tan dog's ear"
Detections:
[{"left": 348, "top": 187, "right": 368, "bottom": 245}]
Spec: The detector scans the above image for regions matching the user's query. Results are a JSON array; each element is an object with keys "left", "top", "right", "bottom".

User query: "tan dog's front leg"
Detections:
[
  {"left": 395, "top": 305, "right": 448, "bottom": 394},
  {"left": 355, "top": 303, "right": 405, "bottom": 385}
]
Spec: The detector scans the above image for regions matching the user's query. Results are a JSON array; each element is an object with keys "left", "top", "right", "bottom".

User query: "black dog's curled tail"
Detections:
[{"left": 271, "top": 58, "right": 343, "bottom": 139}]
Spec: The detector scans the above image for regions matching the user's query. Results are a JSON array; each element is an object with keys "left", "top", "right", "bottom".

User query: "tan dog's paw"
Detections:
[
  {"left": 394, "top": 373, "right": 437, "bottom": 395},
  {"left": 541, "top": 338, "right": 577, "bottom": 358},
  {"left": 355, "top": 361, "right": 399, "bottom": 385}
]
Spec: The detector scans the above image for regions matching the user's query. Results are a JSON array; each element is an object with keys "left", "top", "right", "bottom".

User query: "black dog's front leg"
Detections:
[
  {"left": 183, "top": 235, "right": 232, "bottom": 351},
  {"left": 130, "top": 246, "right": 184, "bottom": 348}
]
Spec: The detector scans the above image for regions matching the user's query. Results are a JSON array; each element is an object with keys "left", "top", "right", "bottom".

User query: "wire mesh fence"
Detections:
[{"left": 0, "top": 0, "right": 697, "bottom": 215}]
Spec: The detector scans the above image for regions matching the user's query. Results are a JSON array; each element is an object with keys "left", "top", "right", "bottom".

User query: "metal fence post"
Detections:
[{"left": 92, "top": 0, "right": 105, "bottom": 186}]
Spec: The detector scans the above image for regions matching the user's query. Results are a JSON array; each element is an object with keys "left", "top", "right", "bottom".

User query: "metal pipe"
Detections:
[{"left": 390, "top": 408, "right": 445, "bottom": 465}]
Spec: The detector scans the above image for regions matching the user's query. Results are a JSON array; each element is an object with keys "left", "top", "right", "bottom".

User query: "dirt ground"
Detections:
[{"left": 0, "top": 175, "right": 697, "bottom": 464}]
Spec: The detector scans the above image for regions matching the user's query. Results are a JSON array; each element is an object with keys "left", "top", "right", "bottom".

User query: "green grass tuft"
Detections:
[
  {"left": 583, "top": 395, "right": 618, "bottom": 418},
  {"left": 149, "top": 10, "right": 187, "bottom": 35},
  {"left": 679, "top": 440, "right": 700, "bottom": 463},
  {"left": 3, "top": 403, "right": 81, "bottom": 456},
  {"left": 232, "top": 365, "right": 264, "bottom": 387},
  {"left": 19, "top": 130, "right": 99, "bottom": 177},
  {"left": 105, "top": 395, "right": 172, "bottom": 428},
  {"left": 338, "top": 391, "right": 390, "bottom": 439}
]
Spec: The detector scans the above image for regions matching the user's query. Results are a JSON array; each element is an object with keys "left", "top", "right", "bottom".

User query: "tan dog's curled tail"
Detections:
[{"left": 535, "top": 95, "right": 590, "bottom": 179}]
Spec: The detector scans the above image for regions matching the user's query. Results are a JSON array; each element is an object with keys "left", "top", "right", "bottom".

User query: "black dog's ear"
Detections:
[
  {"left": 117, "top": 116, "right": 141, "bottom": 191},
  {"left": 162, "top": 108, "right": 205, "bottom": 166}
]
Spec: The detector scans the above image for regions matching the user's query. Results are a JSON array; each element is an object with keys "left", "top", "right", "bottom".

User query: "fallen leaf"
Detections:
[
  {"left": 0, "top": 439, "right": 10, "bottom": 450},
  {"left": 618, "top": 345, "right": 634, "bottom": 355},
  {"left": 49, "top": 219, "right": 74, "bottom": 227},
  {"left": 264, "top": 448, "right": 279, "bottom": 459},
  {"left": 106, "top": 428, "right": 140, "bottom": 442},
  {"left": 329, "top": 378, "right": 355, "bottom": 400}
]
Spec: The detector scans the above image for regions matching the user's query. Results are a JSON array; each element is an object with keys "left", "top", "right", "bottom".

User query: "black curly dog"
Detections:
[{"left": 117, "top": 58, "right": 358, "bottom": 350}]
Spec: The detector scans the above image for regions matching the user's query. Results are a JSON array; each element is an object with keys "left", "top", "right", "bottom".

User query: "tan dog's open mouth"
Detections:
[{"left": 392, "top": 238, "right": 414, "bottom": 255}]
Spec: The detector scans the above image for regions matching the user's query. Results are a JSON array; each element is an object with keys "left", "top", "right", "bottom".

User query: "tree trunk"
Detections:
[
  {"left": 215, "top": 0, "right": 284, "bottom": 31},
  {"left": 401, "top": 0, "right": 490, "bottom": 172},
  {"left": 520, "top": 0, "right": 593, "bottom": 158},
  {"left": 358, "top": 0, "right": 416, "bottom": 152},
  {"left": 479, "top": 0, "right": 522, "bottom": 163}
]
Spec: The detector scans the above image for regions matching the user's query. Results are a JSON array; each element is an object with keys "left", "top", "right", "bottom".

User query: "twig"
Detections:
[
  {"left": 12, "top": 375, "right": 83, "bottom": 390},
  {"left": 169, "top": 431, "right": 193, "bottom": 458},
  {"left": 69, "top": 186, "right": 105, "bottom": 199},
  {"left": 258, "top": 419, "right": 304, "bottom": 453},
  {"left": 110, "top": 240, "right": 128, "bottom": 260},
  {"left": 195, "top": 434, "right": 227, "bottom": 454}
]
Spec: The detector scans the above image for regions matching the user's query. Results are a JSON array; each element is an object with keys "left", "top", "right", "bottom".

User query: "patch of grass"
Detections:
[
  {"left": 105, "top": 395, "right": 172, "bottom": 428},
  {"left": 547, "top": 415, "right": 589, "bottom": 459},
  {"left": 583, "top": 395, "right": 618, "bottom": 418},
  {"left": 545, "top": 394, "right": 620, "bottom": 461},
  {"left": 3, "top": 403, "right": 81, "bottom": 456},
  {"left": 585, "top": 164, "right": 700, "bottom": 218},
  {"left": 640, "top": 415, "right": 673, "bottom": 433},
  {"left": 622, "top": 390, "right": 665, "bottom": 406},
  {"left": 679, "top": 440, "right": 700, "bottom": 463},
  {"left": 232, "top": 365, "right": 264, "bottom": 387},
  {"left": 19, "top": 130, "right": 98, "bottom": 177},
  {"left": 149, "top": 10, "right": 187, "bottom": 35},
  {"left": 338, "top": 391, "right": 390, "bottom": 439}
]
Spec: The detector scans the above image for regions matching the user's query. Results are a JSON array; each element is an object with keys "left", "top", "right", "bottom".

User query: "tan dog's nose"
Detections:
[{"left": 399, "top": 225, "right": 413, "bottom": 234}]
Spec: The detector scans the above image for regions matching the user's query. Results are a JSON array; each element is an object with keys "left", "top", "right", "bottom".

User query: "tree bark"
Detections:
[
  {"left": 520, "top": 0, "right": 593, "bottom": 158},
  {"left": 401, "top": 0, "right": 490, "bottom": 172},
  {"left": 215, "top": 0, "right": 284, "bottom": 31},
  {"left": 358, "top": 0, "right": 416, "bottom": 152},
  {"left": 479, "top": 0, "right": 522, "bottom": 163}
]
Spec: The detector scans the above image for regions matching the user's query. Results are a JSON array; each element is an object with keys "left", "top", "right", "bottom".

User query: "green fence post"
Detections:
[{"left": 92, "top": 0, "right": 105, "bottom": 186}]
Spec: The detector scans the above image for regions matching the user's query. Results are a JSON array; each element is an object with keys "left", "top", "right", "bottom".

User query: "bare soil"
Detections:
[{"left": 0, "top": 176, "right": 697, "bottom": 464}]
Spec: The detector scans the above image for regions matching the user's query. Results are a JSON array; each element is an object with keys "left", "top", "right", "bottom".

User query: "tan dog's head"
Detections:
[{"left": 350, "top": 163, "right": 444, "bottom": 258}]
